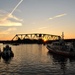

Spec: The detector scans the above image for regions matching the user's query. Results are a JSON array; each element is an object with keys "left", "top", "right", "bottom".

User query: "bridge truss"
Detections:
[{"left": 12, "top": 33, "right": 61, "bottom": 41}]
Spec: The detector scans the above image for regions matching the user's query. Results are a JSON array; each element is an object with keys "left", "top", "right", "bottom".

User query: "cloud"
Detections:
[
  {"left": 0, "top": 10, "right": 23, "bottom": 26},
  {"left": 0, "top": 0, "right": 24, "bottom": 26},
  {"left": 0, "top": 19, "right": 22, "bottom": 26},
  {"left": 0, "top": 14, "right": 3, "bottom": 17},
  {"left": 0, "top": 9, "right": 7, "bottom": 14},
  {"left": 49, "top": 13, "right": 67, "bottom": 20},
  {"left": 0, "top": 27, "right": 17, "bottom": 40},
  {"left": 9, "top": 14, "right": 23, "bottom": 22},
  {"left": 0, "top": 27, "right": 17, "bottom": 34},
  {"left": 55, "top": 14, "right": 66, "bottom": 18}
]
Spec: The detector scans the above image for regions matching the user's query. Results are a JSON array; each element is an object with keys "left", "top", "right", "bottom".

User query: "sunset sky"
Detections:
[{"left": 0, "top": 0, "right": 75, "bottom": 40}]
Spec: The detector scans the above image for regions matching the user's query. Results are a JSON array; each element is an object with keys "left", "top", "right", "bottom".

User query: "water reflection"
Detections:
[
  {"left": 51, "top": 53, "right": 67, "bottom": 75},
  {"left": 0, "top": 44, "right": 75, "bottom": 75},
  {"left": 2, "top": 56, "right": 14, "bottom": 64},
  {"left": 47, "top": 51, "right": 75, "bottom": 75},
  {"left": 0, "top": 54, "right": 1, "bottom": 62}
]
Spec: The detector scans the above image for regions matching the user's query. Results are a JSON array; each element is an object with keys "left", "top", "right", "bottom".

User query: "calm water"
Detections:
[{"left": 0, "top": 44, "right": 75, "bottom": 75}]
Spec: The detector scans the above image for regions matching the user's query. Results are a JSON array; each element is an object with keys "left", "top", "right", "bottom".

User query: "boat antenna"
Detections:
[{"left": 61, "top": 32, "right": 64, "bottom": 39}]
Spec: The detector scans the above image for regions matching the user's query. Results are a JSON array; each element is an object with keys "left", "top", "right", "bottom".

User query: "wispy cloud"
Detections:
[
  {"left": 9, "top": 14, "right": 23, "bottom": 22},
  {"left": 0, "top": 12, "right": 23, "bottom": 26},
  {"left": 0, "top": 27, "right": 17, "bottom": 34},
  {"left": 49, "top": 13, "right": 67, "bottom": 20},
  {"left": 0, "top": 9, "right": 7, "bottom": 14},
  {"left": 0, "top": 0, "right": 24, "bottom": 26},
  {"left": 0, "top": 27, "right": 17, "bottom": 40}
]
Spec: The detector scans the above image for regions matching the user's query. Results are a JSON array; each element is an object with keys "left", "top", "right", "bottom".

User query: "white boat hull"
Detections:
[{"left": 47, "top": 45, "right": 75, "bottom": 57}]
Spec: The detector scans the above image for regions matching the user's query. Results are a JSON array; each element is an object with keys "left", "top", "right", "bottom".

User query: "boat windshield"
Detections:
[{"left": 52, "top": 42, "right": 63, "bottom": 46}]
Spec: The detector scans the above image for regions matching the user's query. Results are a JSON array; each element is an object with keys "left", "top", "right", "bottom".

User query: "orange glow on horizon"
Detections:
[
  {"left": 0, "top": 32, "right": 75, "bottom": 40},
  {"left": 0, "top": 35, "right": 14, "bottom": 40},
  {"left": 43, "top": 38, "right": 48, "bottom": 42}
]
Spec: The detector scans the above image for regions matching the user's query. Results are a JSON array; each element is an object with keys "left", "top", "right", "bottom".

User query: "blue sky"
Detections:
[{"left": 0, "top": 0, "right": 75, "bottom": 40}]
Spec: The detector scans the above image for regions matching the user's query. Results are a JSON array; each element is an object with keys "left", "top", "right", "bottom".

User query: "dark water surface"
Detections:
[{"left": 0, "top": 44, "right": 75, "bottom": 75}]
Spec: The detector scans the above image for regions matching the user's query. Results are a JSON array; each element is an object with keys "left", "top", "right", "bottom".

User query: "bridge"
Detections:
[
  {"left": 11, "top": 33, "right": 61, "bottom": 44},
  {"left": 0, "top": 33, "right": 75, "bottom": 44},
  {"left": 12, "top": 33, "right": 61, "bottom": 41}
]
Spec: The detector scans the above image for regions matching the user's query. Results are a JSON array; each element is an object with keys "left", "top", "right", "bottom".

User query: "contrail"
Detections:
[
  {"left": 0, "top": 0, "right": 23, "bottom": 21},
  {"left": 9, "top": 0, "right": 23, "bottom": 15}
]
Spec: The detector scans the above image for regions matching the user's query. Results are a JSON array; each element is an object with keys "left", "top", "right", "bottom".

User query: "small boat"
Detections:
[
  {"left": 47, "top": 40, "right": 75, "bottom": 57},
  {"left": 1, "top": 45, "right": 14, "bottom": 58}
]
